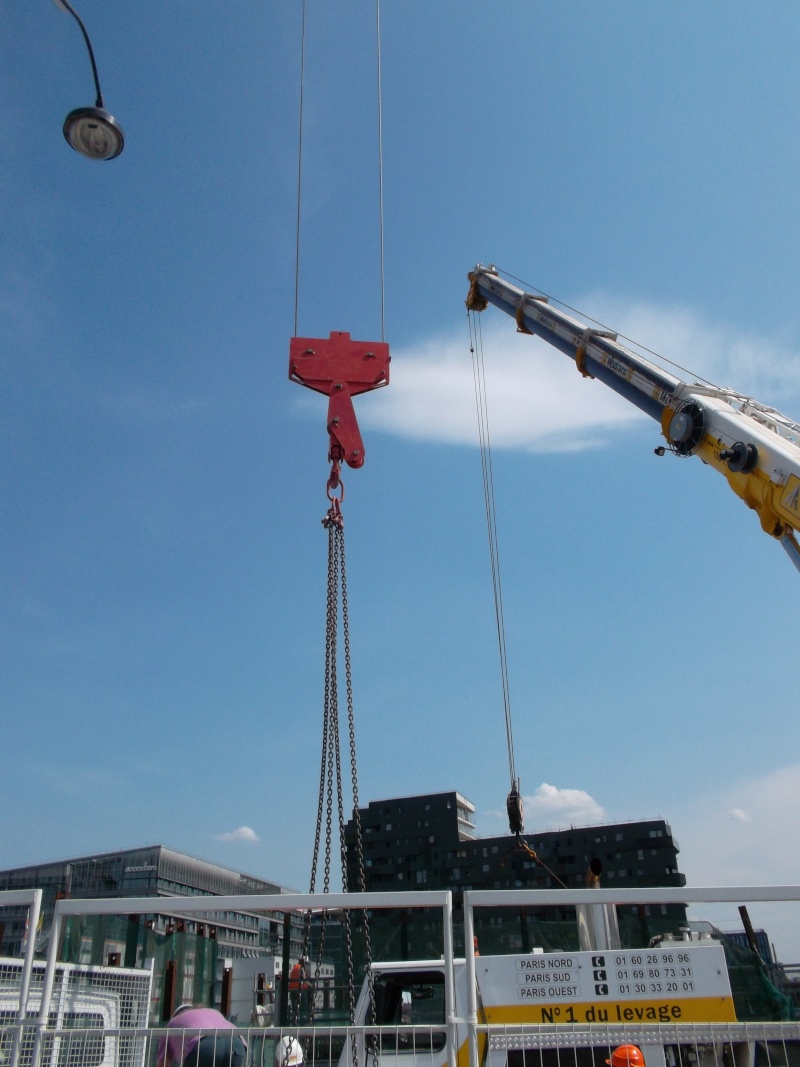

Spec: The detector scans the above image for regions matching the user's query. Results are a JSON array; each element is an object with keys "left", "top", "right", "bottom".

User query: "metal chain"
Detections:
[
  {"left": 309, "top": 524, "right": 337, "bottom": 895},
  {"left": 333, "top": 524, "right": 358, "bottom": 1061},
  {"left": 296, "top": 516, "right": 338, "bottom": 1031},
  {"left": 339, "top": 531, "right": 378, "bottom": 1052},
  {"left": 304, "top": 504, "right": 375, "bottom": 1067}
]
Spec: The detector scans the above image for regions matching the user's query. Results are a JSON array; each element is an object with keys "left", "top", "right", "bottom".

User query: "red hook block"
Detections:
[{"left": 289, "top": 331, "right": 390, "bottom": 470}]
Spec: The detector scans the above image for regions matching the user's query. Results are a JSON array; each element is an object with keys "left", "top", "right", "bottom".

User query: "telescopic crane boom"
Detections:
[{"left": 467, "top": 265, "right": 800, "bottom": 573}]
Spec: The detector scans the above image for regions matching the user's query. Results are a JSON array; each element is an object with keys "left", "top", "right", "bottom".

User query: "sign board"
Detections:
[{"left": 476, "top": 943, "right": 736, "bottom": 1025}]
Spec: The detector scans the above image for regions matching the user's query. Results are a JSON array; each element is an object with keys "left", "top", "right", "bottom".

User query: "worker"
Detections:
[
  {"left": 289, "top": 956, "right": 310, "bottom": 1020},
  {"left": 607, "top": 1046, "right": 645, "bottom": 1067},
  {"left": 158, "top": 1004, "right": 246, "bottom": 1067}
]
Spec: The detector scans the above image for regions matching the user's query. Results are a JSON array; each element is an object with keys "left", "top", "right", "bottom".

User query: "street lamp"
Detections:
[{"left": 52, "top": 0, "right": 124, "bottom": 160}]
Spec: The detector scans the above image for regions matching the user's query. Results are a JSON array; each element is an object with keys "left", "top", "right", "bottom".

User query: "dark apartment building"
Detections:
[{"left": 345, "top": 790, "right": 687, "bottom": 956}]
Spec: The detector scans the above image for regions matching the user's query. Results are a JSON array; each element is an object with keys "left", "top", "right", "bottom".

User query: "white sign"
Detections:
[{"left": 476, "top": 943, "right": 735, "bottom": 1025}]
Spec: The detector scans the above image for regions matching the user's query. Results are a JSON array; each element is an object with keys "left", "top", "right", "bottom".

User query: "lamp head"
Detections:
[{"left": 63, "top": 106, "right": 124, "bottom": 160}]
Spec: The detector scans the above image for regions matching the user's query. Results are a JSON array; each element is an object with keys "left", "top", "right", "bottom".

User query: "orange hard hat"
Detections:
[{"left": 607, "top": 1046, "right": 645, "bottom": 1067}]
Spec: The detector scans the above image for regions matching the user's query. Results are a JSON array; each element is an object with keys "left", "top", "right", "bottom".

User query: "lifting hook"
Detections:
[{"left": 289, "top": 331, "right": 390, "bottom": 494}]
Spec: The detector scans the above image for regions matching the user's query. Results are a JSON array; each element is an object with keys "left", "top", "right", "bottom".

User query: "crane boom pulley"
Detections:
[{"left": 467, "top": 265, "right": 800, "bottom": 572}]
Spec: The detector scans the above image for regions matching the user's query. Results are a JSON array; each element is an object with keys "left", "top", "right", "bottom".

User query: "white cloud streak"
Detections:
[
  {"left": 215, "top": 826, "right": 260, "bottom": 843},
  {"left": 346, "top": 299, "right": 800, "bottom": 453}
]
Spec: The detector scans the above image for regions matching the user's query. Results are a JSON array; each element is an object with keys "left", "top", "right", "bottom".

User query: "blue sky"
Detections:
[{"left": 3, "top": 2, "right": 800, "bottom": 956}]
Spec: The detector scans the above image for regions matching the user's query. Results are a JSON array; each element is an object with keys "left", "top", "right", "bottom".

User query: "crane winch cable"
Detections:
[
  {"left": 293, "top": 1, "right": 386, "bottom": 342},
  {"left": 288, "top": 3, "right": 386, "bottom": 1059},
  {"left": 292, "top": 0, "right": 307, "bottom": 338},
  {"left": 467, "top": 308, "right": 524, "bottom": 836}
]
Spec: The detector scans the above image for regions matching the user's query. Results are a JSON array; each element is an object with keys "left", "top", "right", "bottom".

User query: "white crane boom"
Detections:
[{"left": 467, "top": 264, "right": 800, "bottom": 572}]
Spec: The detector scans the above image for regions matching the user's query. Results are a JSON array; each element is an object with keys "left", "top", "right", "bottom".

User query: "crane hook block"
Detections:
[
  {"left": 507, "top": 785, "right": 524, "bottom": 836},
  {"left": 289, "top": 332, "right": 390, "bottom": 469}
]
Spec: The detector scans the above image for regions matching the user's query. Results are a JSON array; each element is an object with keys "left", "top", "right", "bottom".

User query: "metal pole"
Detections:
[
  {"left": 441, "top": 892, "right": 457, "bottom": 1067},
  {"left": 280, "top": 913, "right": 292, "bottom": 1027},
  {"left": 463, "top": 895, "right": 478, "bottom": 1067},
  {"left": 11, "top": 890, "right": 43, "bottom": 1067},
  {"left": 31, "top": 903, "right": 63, "bottom": 1067}
]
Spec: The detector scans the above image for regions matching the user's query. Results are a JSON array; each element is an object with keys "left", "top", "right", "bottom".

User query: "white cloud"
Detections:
[
  {"left": 359, "top": 324, "right": 643, "bottom": 453},
  {"left": 674, "top": 763, "right": 800, "bottom": 886},
  {"left": 477, "top": 782, "right": 606, "bottom": 835},
  {"left": 671, "top": 763, "right": 800, "bottom": 961},
  {"left": 522, "top": 782, "right": 607, "bottom": 828},
  {"left": 215, "top": 825, "right": 260, "bottom": 843},
  {"left": 729, "top": 807, "right": 751, "bottom": 823},
  {"left": 334, "top": 298, "right": 800, "bottom": 453}
]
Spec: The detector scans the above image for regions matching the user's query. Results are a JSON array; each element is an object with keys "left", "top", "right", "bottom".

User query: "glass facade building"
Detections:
[{"left": 0, "top": 845, "right": 289, "bottom": 963}]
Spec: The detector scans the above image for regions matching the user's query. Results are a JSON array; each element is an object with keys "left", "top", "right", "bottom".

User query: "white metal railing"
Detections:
[
  {"left": 9, "top": 1019, "right": 800, "bottom": 1067},
  {"left": 34, "top": 891, "right": 456, "bottom": 1067},
  {"left": 10, "top": 884, "right": 800, "bottom": 1067},
  {"left": 462, "top": 885, "right": 800, "bottom": 1067}
]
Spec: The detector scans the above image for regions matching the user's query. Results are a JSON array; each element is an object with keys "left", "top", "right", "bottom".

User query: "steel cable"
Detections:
[{"left": 468, "top": 310, "right": 518, "bottom": 791}]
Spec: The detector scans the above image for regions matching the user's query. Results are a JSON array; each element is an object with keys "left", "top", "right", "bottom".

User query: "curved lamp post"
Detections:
[{"left": 52, "top": 0, "right": 124, "bottom": 160}]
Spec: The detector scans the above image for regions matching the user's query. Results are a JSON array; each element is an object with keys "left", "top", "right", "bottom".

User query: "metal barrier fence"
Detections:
[
  {"left": 5, "top": 1019, "right": 800, "bottom": 1067},
  {"left": 4, "top": 885, "right": 800, "bottom": 1067}
]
